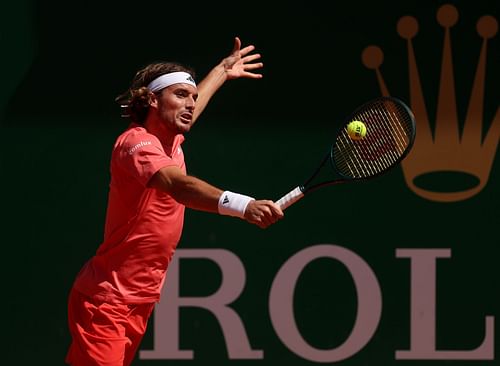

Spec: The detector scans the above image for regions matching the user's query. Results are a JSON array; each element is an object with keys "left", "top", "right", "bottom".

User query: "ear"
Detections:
[{"left": 148, "top": 92, "right": 158, "bottom": 108}]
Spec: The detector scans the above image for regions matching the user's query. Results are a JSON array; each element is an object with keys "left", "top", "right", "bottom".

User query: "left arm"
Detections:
[{"left": 192, "top": 36, "right": 264, "bottom": 123}]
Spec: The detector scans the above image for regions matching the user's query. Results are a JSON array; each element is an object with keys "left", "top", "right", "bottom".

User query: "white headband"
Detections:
[{"left": 147, "top": 72, "right": 196, "bottom": 93}]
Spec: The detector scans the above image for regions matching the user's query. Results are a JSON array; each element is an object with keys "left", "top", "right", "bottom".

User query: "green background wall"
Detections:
[{"left": 1, "top": 0, "right": 498, "bottom": 365}]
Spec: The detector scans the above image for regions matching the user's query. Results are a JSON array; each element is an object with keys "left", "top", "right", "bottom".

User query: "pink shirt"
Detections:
[{"left": 74, "top": 123, "right": 186, "bottom": 304}]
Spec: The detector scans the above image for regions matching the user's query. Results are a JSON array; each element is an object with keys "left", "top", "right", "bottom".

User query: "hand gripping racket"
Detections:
[{"left": 276, "top": 96, "right": 416, "bottom": 210}]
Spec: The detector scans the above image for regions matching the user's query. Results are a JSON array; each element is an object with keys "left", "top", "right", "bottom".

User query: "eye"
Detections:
[{"left": 175, "top": 91, "right": 188, "bottom": 98}]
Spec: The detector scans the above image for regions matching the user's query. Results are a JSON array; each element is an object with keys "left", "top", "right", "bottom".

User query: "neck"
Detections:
[{"left": 144, "top": 116, "right": 176, "bottom": 147}]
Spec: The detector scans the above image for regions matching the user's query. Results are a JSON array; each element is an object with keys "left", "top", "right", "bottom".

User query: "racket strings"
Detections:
[
  {"left": 359, "top": 108, "right": 404, "bottom": 168},
  {"left": 356, "top": 110, "right": 391, "bottom": 173},
  {"left": 334, "top": 99, "right": 414, "bottom": 179},
  {"left": 336, "top": 135, "right": 364, "bottom": 177}
]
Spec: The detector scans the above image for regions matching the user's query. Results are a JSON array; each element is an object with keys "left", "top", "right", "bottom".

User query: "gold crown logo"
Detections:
[{"left": 361, "top": 4, "right": 499, "bottom": 202}]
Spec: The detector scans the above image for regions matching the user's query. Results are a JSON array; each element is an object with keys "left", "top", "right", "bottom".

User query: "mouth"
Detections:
[{"left": 179, "top": 112, "right": 193, "bottom": 124}]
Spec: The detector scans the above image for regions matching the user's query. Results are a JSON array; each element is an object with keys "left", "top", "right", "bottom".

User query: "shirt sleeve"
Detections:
[{"left": 117, "top": 131, "right": 177, "bottom": 186}]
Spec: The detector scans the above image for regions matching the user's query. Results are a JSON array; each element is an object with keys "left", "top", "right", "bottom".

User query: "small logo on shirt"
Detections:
[{"left": 128, "top": 141, "right": 152, "bottom": 155}]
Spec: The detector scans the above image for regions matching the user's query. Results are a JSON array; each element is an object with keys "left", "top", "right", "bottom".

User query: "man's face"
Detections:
[{"left": 153, "top": 83, "right": 198, "bottom": 135}]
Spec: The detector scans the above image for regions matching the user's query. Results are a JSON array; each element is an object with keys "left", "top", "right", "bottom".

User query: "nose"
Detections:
[{"left": 186, "top": 95, "right": 196, "bottom": 110}]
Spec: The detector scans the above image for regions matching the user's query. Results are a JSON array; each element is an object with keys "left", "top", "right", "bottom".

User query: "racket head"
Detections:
[{"left": 330, "top": 96, "right": 416, "bottom": 181}]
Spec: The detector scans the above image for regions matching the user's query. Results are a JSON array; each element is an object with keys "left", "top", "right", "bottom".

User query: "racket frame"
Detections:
[{"left": 276, "top": 96, "right": 416, "bottom": 211}]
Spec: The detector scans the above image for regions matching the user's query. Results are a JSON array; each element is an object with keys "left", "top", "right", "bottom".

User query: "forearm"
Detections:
[
  {"left": 149, "top": 166, "right": 254, "bottom": 217},
  {"left": 149, "top": 167, "right": 223, "bottom": 212},
  {"left": 170, "top": 175, "right": 223, "bottom": 212},
  {"left": 192, "top": 62, "right": 228, "bottom": 123}
]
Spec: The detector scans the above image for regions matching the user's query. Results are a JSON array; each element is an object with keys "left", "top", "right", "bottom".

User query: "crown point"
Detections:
[
  {"left": 477, "top": 15, "right": 498, "bottom": 39},
  {"left": 362, "top": 3, "right": 498, "bottom": 202},
  {"left": 361, "top": 46, "right": 384, "bottom": 69},
  {"left": 437, "top": 4, "right": 458, "bottom": 28},
  {"left": 397, "top": 16, "right": 418, "bottom": 39}
]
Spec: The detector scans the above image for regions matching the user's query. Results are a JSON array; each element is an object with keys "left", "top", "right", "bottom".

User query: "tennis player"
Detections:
[{"left": 65, "top": 37, "right": 283, "bottom": 366}]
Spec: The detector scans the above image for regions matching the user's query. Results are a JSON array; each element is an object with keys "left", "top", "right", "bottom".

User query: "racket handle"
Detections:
[{"left": 276, "top": 186, "right": 304, "bottom": 211}]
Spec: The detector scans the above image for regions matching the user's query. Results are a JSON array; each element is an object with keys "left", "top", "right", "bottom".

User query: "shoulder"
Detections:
[{"left": 115, "top": 124, "right": 162, "bottom": 151}]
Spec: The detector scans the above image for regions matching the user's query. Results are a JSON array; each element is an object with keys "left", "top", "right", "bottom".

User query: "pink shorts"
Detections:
[{"left": 65, "top": 288, "right": 155, "bottom": 366}]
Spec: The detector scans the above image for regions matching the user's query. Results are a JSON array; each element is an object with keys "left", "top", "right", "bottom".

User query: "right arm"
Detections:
[{"left": 148, "top": 165, "right": 283, "bottom": 228}]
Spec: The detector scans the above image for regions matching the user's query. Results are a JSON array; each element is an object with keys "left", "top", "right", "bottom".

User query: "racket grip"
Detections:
[{"left": 276, "top": 186, "right": 304, "bottom": 211}]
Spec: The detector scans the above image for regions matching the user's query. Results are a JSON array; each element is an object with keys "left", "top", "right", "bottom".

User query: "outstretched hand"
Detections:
[
  {"left": 191, "top": 37, "right": 264, "bottom": 124},
  {"left": 222, "top": 37, "right": 263, "bottom": 80}
]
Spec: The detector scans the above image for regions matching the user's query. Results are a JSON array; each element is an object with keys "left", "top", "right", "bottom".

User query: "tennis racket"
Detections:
[{"left": 276, "top": 96, "right": 416, "bottom": 210}]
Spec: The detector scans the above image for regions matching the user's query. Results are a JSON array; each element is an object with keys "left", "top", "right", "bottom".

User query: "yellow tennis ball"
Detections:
[{"left": 347, "top": 120, "right": 367, "bottom": 140}]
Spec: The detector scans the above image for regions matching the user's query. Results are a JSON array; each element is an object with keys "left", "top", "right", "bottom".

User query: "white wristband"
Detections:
[{"left": 218, "top": 191, "right": 254, "bottom": 218}]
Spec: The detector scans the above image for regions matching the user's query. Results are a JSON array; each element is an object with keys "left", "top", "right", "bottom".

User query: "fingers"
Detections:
[
  {"left": 239, "top": 44, "right": 256, "bottom": 56},
  {"left": 224, "top": 38, "right": 263, "bottom": 80},
  {"left": 232, "top": 36, "right": 242, "bottom": 53},
  {"left": 263, "top": 200, "right": 284, "bottom": 218},
  {"left": 244, "top": 62, "right": 264, "bottom": 71},
  {"left": 247, "top": 200, "right": 284, "bottom": 229},
  {"left": 241, "top": 53, "right": 261, "bottom": 64},
  {"left": 241, "top": 71, "right": 263, "bottom": 79},
  {"left": 240, "top": 55, "right": 263, "bottom": 78}
]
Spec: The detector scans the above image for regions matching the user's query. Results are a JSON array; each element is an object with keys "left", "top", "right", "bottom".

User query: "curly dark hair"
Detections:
[{"left": 115, "top": 62, "right": 196, "bottom": 123}]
